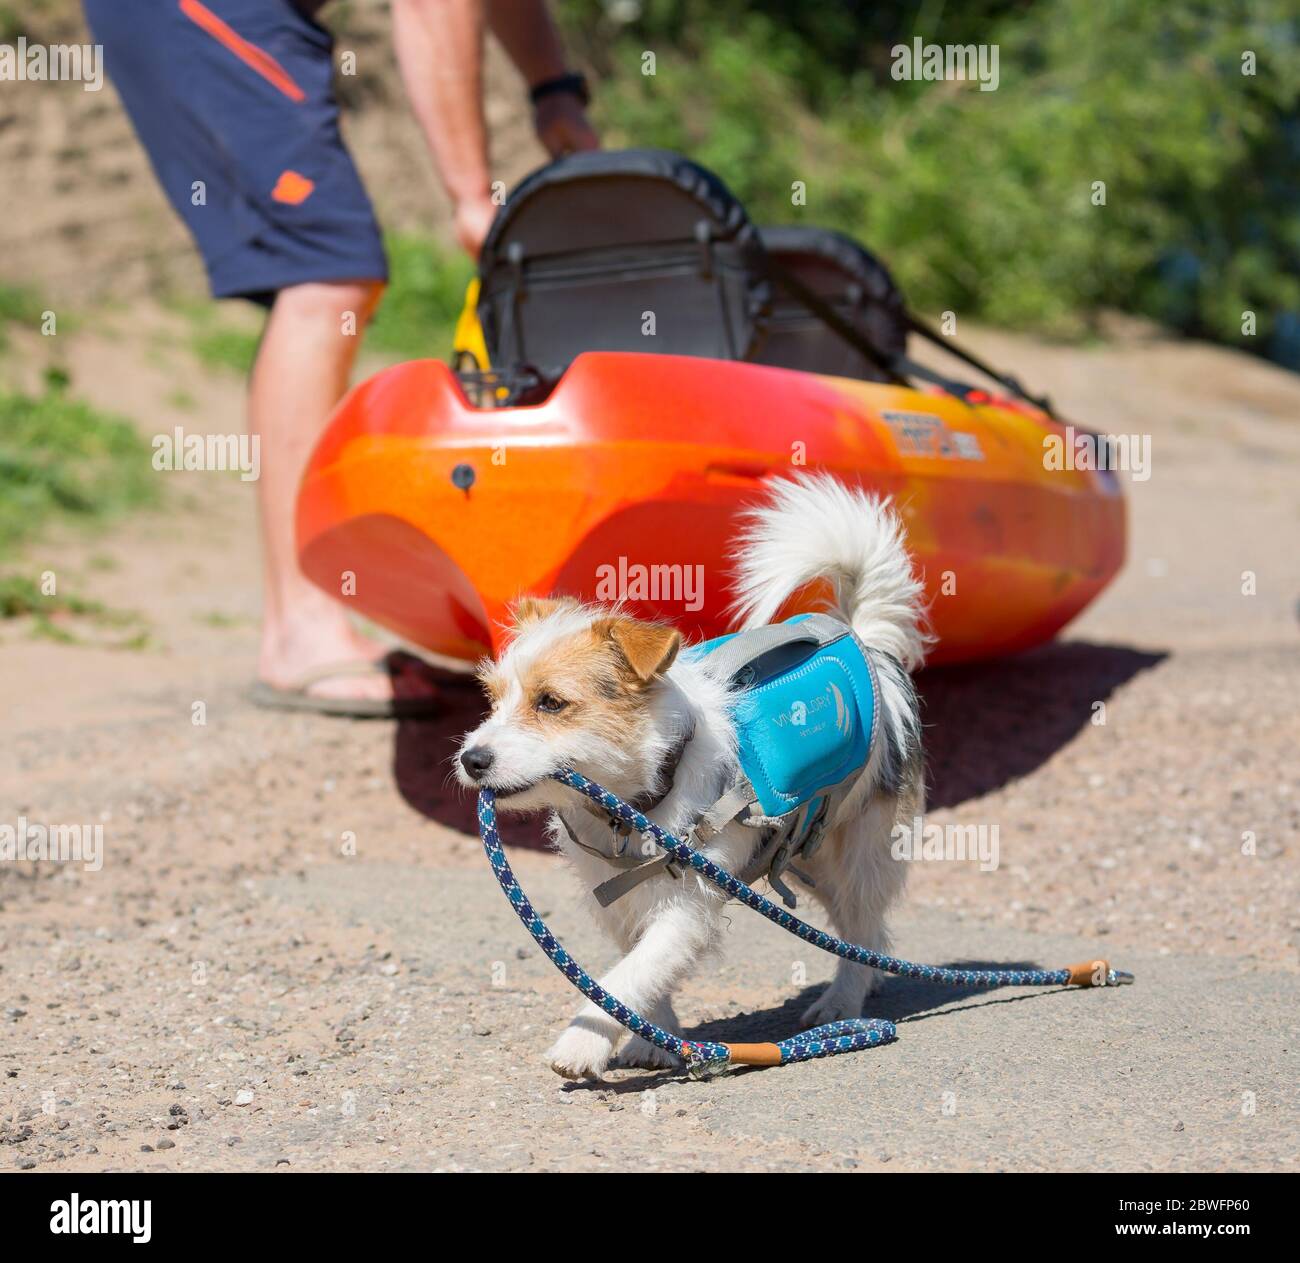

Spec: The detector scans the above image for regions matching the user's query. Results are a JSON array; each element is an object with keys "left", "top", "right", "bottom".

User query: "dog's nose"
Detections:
[{"left": 460, "top": 746, "right": 495, "bottom": 779}]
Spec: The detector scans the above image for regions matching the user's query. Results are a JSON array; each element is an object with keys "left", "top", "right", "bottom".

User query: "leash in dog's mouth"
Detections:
[{"left": 477, "top": 768, "right": 1134, "bottom": 1078}]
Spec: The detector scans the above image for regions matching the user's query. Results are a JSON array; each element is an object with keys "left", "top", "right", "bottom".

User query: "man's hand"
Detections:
[
  {"left": 533, "top": 93, "right": 599, "bottom": 159},
  {"left": 453, "top": 194, "right": 499, "bottom": 259},
  {"left": 393, "top": 1, "right": 596, "bottom": 261}
]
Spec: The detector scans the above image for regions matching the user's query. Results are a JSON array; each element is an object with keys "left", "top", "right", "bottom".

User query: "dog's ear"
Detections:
[{"left": 602, "top": 617, "right": 681, "bottom": 683}]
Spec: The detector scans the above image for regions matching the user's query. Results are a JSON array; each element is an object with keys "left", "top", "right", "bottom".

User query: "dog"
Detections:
[{"left": 456, "top": 474, "right": 929, "bottom": 1079}]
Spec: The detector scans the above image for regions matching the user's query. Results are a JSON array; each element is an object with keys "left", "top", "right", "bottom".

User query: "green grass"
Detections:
[
  {"left": 0, "top": 574, "right": 98, "bottom": 619},
  {"left": 0, "top": 377, "right": 158, "bottom": 555},
  {"left": 195, "top": 609, "right": 246, "bottom": 628},
  {"left": 365, "top": 232, "right": 474, "bottom": 361},
  {"left": 170, "top": 232, "right": 472, "bottom": 372},
  {"left": 0, "top": 5, "right": 28, "bottom": 43},
  {"left": 0, "top": 381, "right": 157, "bottom": 639},
  {"left": 165, "top": 297, "right": 262, "bottom": 375},
  {"left": 0, "top": 572, "right": 136, "bottom": 625},
  {"left": 0, "top": 283, "right": 47, "bottom": 353},
  {"left": 0, "top": 572, "right": 149, "bottom": 647},
  {"left": 189, "top": 322, "right": 261, "bottom": 376},
  {"left": 0, "top": 283, "right": 43, "bottom": 325}
]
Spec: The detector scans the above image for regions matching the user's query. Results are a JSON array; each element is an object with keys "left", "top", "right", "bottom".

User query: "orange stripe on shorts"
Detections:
[{"left": 178, "top": 0, "right": 306, "bottom": 103}]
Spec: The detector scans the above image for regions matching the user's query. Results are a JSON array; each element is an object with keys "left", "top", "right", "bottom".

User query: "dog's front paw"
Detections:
[
  {"left": 613, "top": 1034, "right": 682, "bottom": 1071},
  {"left": 547, "top": 1026, "right": 614, "bottom": 1080},
  {"left": 801, "top": 987, "right": 865, "bottom": 1027}
]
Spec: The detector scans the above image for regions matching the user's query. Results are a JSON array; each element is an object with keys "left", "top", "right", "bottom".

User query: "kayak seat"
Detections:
[
  {"left": 477, "top": 149, "right": 771, "bottom": 378},
  {"left": 755, "top": 226, "right": 908, "bottom": 383}
]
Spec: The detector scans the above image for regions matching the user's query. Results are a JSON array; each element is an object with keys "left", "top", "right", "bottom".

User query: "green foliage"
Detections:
[
  {"left": 0, "top": 283, "right": 46, "bottom": 353},
  {"left": 190, "top": 325, "right": 261, "bottom": 375},
  {"left": 177, "top": 303, "right": 263, "bottom": 375},
  {"left": 0, "top": 283, "right": 43, "bottom": 325},
  {"left": 167, "top": 233, "right": 472, "bottom": 368},
  {"left": 0, "top": 572, "right": 148, "bottom": 645},
  {"left": 565, "top": 0, "right": 1300, "bottom": 365},
  {"left": 0, "top": 5, "right": 29, "bottom": 43},
  {"left": 0, "top": 572, "right": 111, "bottom": 620},
  {"left": 0, "top": 377, "right": 157, "bottom": 641},
  {"left": 0, "top": 378, "right": 158, "bottom": 553},
  {"left": 365, "top": 232, "right": 475, "bottom": 360}
]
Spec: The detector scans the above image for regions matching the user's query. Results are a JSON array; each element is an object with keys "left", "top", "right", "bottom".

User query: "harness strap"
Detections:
[
  {"left": 557, "top": 812, "right": 646, "bottom": 868},
  {"left": 768, "top": 864, "right": 816, "bottom": 910},
  {"left": 595, "top": 783, "right": 826, "bottom": 909},
  {"left": 696, "top": 613, "right": 847, "bottom": 684},
  {"left": 595, "top": 773, "right": 759, "bottom": 907},
  {"left": 564, "top": 720, "right": 697, "bottom": 906},
  {"left": 592, "top": 854, "right": 678, "bottom": 907},
  {"left": 691, "top": 781, "right": 756, "bottom": 842}
]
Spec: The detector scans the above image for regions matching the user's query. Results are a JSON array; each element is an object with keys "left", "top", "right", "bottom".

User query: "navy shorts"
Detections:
[{"left": 83, "top": 0, "right": 388, "bottom": 304}]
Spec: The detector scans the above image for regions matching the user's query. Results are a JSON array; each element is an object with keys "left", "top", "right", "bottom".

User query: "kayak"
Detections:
[
  {"left": 297, "top": 148, "right": 1124, "bottom": 666},
  {"left": 295, "top": 349, "right": 1124, "bottom": 667}
]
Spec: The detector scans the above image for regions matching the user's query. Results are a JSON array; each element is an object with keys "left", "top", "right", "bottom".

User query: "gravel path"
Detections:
[{"left": 1, "top": 317, "right": 1297, "bottom": 1171}]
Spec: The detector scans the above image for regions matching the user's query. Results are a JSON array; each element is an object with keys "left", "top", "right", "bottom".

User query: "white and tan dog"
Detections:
[{"left": 456, "top": 475, "right": 929, "bottom": 1079}]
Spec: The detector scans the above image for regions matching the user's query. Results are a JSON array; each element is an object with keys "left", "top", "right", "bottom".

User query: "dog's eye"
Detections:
[{"left": 535, "top": 692, "right": 569, "bottom": 714}]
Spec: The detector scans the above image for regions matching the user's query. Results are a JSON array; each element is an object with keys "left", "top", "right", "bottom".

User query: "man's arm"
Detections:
[
  {"left": 484, "top": 0, "right": 568, "bottom": 87},
  {"left": 392, "top": 0, "right": 596, "bottom": 259},
  {"left": 392, "top": 0, "right": 494, "bottom": 256},
  {"left": 486, "top": 0, "right": 599, "bottom": 157}
]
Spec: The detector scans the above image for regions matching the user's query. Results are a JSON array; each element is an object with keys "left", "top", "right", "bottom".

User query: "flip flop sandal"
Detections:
[{"left": 249, "top": 651, "right": 443, "bottom": 719}]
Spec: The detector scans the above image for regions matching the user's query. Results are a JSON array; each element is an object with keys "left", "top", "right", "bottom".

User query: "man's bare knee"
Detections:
[{"left": 273, "top": 279, "right": 386, "bottom": 325}]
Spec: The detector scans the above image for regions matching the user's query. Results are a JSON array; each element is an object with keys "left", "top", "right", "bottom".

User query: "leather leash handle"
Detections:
[
  {"left": 724, "top": 1042, "right": 784, "bottom": 1067},
  {"left": 1065, "top": 959, "right": 1135, "bottom": 987}
]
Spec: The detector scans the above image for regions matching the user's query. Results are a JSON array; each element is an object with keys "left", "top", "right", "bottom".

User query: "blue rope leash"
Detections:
[{"left": 477, "top": 769, "right": 1133, "bottom": 1077}]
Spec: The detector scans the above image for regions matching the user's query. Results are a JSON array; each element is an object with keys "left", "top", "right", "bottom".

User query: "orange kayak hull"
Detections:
[{"left": 296, "top": 353, "right": 1124, "bottom": 666}]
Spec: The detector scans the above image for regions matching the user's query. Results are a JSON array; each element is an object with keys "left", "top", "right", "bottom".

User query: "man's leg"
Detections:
[
  {"left": 251, "top": 279, "right": 422, "bottom": 701},
  {"left": 87, "top": 0, "right": 417, "bottom": 704}
]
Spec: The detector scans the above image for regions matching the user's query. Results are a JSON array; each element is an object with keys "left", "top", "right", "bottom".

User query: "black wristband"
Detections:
[{"left": 529, "top": 71, "right": 590, "bottom": 108}]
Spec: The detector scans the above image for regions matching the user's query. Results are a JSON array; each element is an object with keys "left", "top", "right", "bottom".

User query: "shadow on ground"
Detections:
[
  {"left": 688, "top": 961, "right": 1064, "bottom": 1045},
  {"left": 918, "top": 640, "right": 1166, "bottom": 810},
  {"left": 392, "top": 671, "right": 552, "bottom": 846},
  {"left": 563, "top": 963, "right": 1073, "bottom": 1093},
  {"left": 392, "top": 638, "right": 1167, "bottom": 843}
]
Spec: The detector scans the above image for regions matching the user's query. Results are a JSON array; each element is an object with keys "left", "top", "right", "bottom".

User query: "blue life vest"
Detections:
[{"left": 690, "top": 613, "right": 878, "bottom": 828}]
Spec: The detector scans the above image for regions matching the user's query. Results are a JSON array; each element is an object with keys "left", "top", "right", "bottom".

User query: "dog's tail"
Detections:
[{"left": 730, "top": 474, "right": 932, "bottom": 671}]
